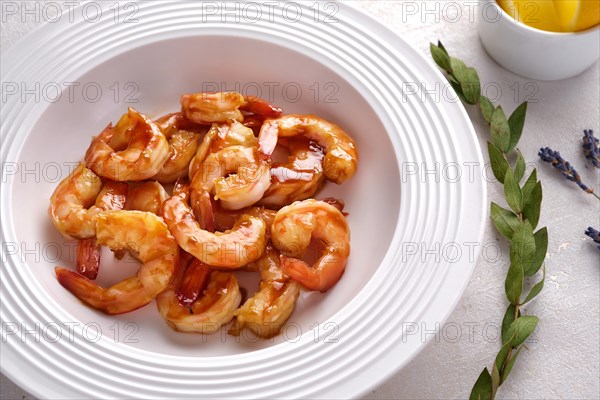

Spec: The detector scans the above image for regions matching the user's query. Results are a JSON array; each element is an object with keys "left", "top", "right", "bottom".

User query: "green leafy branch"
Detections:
[{"left": 430, "top": 41, "right": 548, "bottom": 400}]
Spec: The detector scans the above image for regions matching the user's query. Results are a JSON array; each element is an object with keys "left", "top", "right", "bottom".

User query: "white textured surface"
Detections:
[{"left": 1, "top": 1, "right": 599, "bottom": 399}]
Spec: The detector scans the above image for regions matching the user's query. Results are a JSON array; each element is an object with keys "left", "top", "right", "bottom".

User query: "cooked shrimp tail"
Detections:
[
  {"left": 190, "top": 189, "right": 216, "bottom": 232},
  {"left": 56, "top": 267, "right": 149, "bottom": 314},
  {"left": 74, "top": 180, "right": 129, "bottom": 277},
  {"left": 76, "top": 238, "right": 101, "bottom": 280},
  {"left": 175, "top": 258, "right": 211, "bottom": 307},
  {"left": 240, "top": 95, "right": 283, "bottom": 119}
]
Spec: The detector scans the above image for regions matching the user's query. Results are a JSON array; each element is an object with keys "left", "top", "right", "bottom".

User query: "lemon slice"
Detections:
[
  {"left": 497, "top": 0, "right": 600, "bottom": 32},
  {"left": 498, "top": 0, "right": 563, "bottom": 31},
  {"left": 554, "top": 0, "right": 579, "bottom": 30},
  {"left": 566, "top": 0, "right": 600, "bottom": 31}
]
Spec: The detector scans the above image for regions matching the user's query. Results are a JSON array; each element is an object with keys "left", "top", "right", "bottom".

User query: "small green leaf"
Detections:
[
  {"left": 450, "top": 80, "right": 468, "bottom": 103},
  {"left": 450, "top": 58, "right": 481, "bottom": 105},
  {"left": 522, "top": 266, "right": 545, "bottom": 304},
  {"left": 491, "top": 106, "right": 511, "bottom": 152},
  {"left": 522, "top": 169, "right": 538, "bottom": 205},
  {"left": 507, "top": 102, "right": 528, "bottom": 152},
  {"left": 462, "top": 68, "right": 481, "bottom": 105},
  {"left": 430, "top": 43, "right": 451, "bottom": 72},
  {"left": 437, "top": 40, "right": 449, "bottom": 55},
  {"left": 510, "top": 221, "right": 536, "bottom": 278},
  {"left": 479, "top": 96, "right": 495, "bottom": 124},
  {"left": 450, "top": 57, "right": 468, "bottom": 79},
  {"left": 488, "top": 142, "right": 510, "bottom": 182},
  {"left": 501, "top": 304, "right": 520, "bottom": 344},
  {"left": 494, "top": 339, "right": 514, "bottom": 372},
  {"left": 506, "top": 316, "right": 538, "bottom": 347},
  {"left": 505, "top": 259, "right": 524, "bottom": 305},
  {"left": 523, "top": 181, "right": 542, "bottom": 229},
  {"left": 449, "top": 76, "right": 467, "bottom": 103},
  {"left": 504, "top": 168, "right": 523, "bottom": 213},
  {"left": 491, "top": 202, "right": 521, "bottom": 240},
  {"left": 525, "top": 227, "right": 548, "bottom": 276},
  {"left": 491, "top": 362, "right": 501, "bottom": 396},
  {"left": 470, "top": 368, "right": 493, "bottom": 400},
  {"left": 514, "top": 150, "right": 526, "bottom": 183},
  {"left": 501, "top": 347, "right": 522, "bottom": 383}
]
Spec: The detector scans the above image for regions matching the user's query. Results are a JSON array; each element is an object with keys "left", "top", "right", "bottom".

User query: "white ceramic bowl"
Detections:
[
  {"left": 479, "top": 0, "right": 600, "bottom": 80},
  {"left": 1, "top": 2, "right": 486, "bottom": 398}
]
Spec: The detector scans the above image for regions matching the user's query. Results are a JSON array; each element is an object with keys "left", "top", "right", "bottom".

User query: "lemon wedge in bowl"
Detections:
[
  {"left": 497, "top": 0, "right": 600, "bottom": 32},
  {"left": 567, "top": 0, "right": 600, "bottom": 31}
]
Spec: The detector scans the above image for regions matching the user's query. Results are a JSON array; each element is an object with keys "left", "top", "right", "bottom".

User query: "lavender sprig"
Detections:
[
  {"left": 538, "top": 147, "right": 600, "bottom": 200},
  {"left": 584, "top": 227, "right": 600, "bottom": 250},
  {"left": 583, "top": 129, "right": 600, "bottom": 168}
]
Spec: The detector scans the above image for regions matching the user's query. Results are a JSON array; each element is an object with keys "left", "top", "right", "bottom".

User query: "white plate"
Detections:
[{"left": 0, "top": 2, "right": 486, "bottom": 398}]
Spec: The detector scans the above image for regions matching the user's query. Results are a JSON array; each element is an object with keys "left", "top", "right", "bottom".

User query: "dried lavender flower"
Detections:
[
  {"left": 584, "top": 227, "right": 600, "bottom": 250},
  {"left": 538, "top": 147, "right": 600, "bottom": 200},
  {"left": 583, "top": 129, "right": 600, "bottom": 168}
]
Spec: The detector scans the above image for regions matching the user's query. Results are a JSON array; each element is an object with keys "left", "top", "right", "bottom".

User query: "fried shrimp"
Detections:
[
  {"left": 191, "top": 145, "right": 271, "bottom": 210},
  {"left": 49, "top": 163, "right": 103, "bottom": 239},
  {"left": 188, "top": 121, "right": 257, "bottom": 179},
  {"left": 156, "top": 254, "right": 241, "bottom": 333},
  {"left": 84, "top": 107, "right": 170, "bottom": 181},
  {"left": 125, "top": 181, "right": 169, "bottom": 215},
  {"left": 258, "top": 115, "right": 358, "bottom": 184},
  {"left": 229, "top": 244, "right": 300, "bottom": 338},
  {"left": 162, "top": 190, "right": 267, "bottom": 268},
  {"left": 76, "top": 181, "right": 128, "bottom": 279},
  {"left": 153, "top": 113, "right": 203, "bottom": 183},
  {"left": 271, "top": 199, "right": 350, "bottom": 292},
  {"left": 259, "top": 138, "right": 325, "bottom": 208},
  {"left": 55, "top": 211, "right": 179, "bottom": 314}
]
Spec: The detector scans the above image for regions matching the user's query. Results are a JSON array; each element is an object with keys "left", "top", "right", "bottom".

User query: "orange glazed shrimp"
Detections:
[
  {"left": 190, "top": 145, "right": 271, "bottom": 210},
  {"left": 271, "top": 199, "right": 350, "bottom": 292},
  {"left": 214, "top": 207, "right": 276, "bottom": 235},
  {"left": 181, "top": 92, "right": 282, "bottom": 125},
  {"left": 156, "top": 254, "right": 241, "bottom": 333},
  {"left": 229, "top": 244, "right": 300, "bottom": 338},
  {"left": 240, "top": 95, "right": 283, "bottom": 119},
  {"left": 55, "top": 211, "right": 179, "bottom": 314},
  {"left": 153, "top": 113, "right": 203, "bottom": 183},
  {"left": 48, "top": 163, "right": 104, "bottom": 239},
  {"left": 162, "top": 190, "right": 267, "bottom": 268},
  {"left": 188, "top": 121, "right": 257, "bottom": 179},
  {"left": 258, "top": 114, "right": 358, "bottom": 184},
  {"left": 76, "top": 181, "right": 128, "bottom": 279},
  {"left": 125, "top": 181, "right": 169, "bottom": 215},
  {"left": 181, "top": 92, "right": 246, "bottom": 124},
  {"left": 84, "top": 107, "right": 170, "bottom": 181},
  {"left": 259, "top": 138, "right": 325, "bottom": 208}
]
